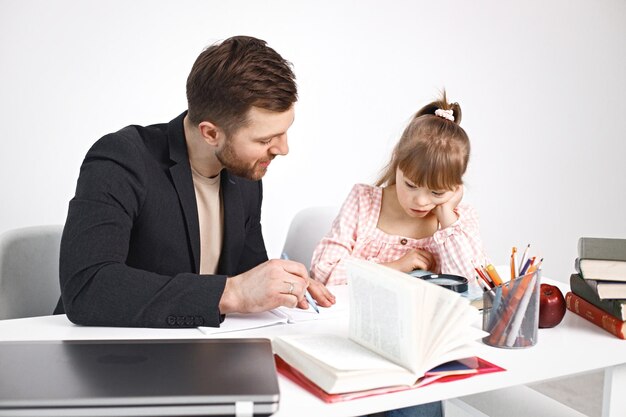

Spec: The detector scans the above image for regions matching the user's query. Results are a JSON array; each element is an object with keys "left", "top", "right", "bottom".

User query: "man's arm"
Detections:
[{"left": 60, "top": 132, "right": 226, "bottom": 328}]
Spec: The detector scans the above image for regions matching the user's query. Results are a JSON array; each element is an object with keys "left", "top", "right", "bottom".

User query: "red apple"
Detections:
[{"left": 539, "top": 283, "right": 566, "bottom": 328}]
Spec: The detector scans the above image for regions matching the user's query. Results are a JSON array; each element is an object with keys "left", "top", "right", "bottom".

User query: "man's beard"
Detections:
[{"left": 215, "top": 140, "right": 270, "bottom": 181}]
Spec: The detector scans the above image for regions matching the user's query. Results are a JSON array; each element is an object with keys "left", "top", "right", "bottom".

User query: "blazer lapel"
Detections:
[
  {"left": 167, "top": 113, "right": 201, "bottom": 273},
  {"left": 219, "top": 171, "right": 245, "bottom": 275}
]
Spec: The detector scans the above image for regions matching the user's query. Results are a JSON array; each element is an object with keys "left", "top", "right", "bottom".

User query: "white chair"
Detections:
[
  {"left": 0, "top": 225, "right": 63, "bottom": 320},
  {"left": 281, "top": 206, "right": 338, "bottom": 270}
]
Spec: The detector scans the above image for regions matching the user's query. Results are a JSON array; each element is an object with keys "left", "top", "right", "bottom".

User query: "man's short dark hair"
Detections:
[{"left": 186, "top": 36, "right": 298, "bottom": 135}]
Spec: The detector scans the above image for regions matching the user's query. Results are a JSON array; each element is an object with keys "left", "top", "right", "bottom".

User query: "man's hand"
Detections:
[
  {"left": 296, "top": 277, "right": 336, "bottom": 310},
  {"left": 432, "top": 185, "right": 463, "bottom": 229},
  {"left": 219, "top": 259, "right": 321, "bottom": 314},
  {"left": 382, "top": 249, "right": 435, "bottom": 273}
]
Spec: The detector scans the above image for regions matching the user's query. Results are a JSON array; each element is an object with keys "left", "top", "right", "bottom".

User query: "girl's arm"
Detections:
[
  {"left": 431, "top": 203, "right": 486, "bottom": 284},
  {"left": 310, "top": 185, "right": 366, "bottom": 285},
  {"left": 433, "top": 184, "right": 464, "bottom": 229}
]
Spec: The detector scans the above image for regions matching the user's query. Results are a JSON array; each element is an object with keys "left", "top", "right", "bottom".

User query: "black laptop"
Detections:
[{"left": 0, "top": 338, "right": 279, "bottom": 416}]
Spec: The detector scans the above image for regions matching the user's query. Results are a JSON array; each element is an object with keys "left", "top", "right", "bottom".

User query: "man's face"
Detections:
[{"left": 216, "top": 106, "right": 294, "bottom": 181}]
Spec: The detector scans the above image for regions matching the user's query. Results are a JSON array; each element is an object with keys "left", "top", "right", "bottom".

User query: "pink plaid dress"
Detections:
[{"left": 310, "top": 184, "right": 486, "bottom": 287}]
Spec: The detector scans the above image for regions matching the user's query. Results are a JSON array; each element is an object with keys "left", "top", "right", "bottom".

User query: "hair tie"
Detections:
[{"left": 435, "top": 108, "right": 454, "bottom": 122}]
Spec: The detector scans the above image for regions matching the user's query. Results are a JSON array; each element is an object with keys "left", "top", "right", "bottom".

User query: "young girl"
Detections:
[{"left": 311, "top": 92, "right": 485, "bottom": 290}]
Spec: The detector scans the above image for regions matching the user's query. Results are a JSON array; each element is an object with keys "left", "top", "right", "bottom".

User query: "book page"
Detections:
[
  {"left": 405, "top": 273, "right": 477, "bottom": 371},
  {"left": 421, "top": 341, "right": 483, "bottom": 372},
  {"left": 345, "top": 258, "right": 480, "bottom": 375},
  {"left": 273, "top": 285, "right": 349, "bottom": 323},
  {"left": 197, "top": 311, "right": 288, "bottom": 335},
  {"left": 417, "top": 286, "right": 461, "bottom": 360},
  {"left": 346, "top": 259, "right": 419, "bottom": 370},
  {"left": 424, "top": 298, "right": 476, "bottom": 359},
  {"left": 348, "top": 264, "right": 412, "bottom": 366},
  {"left": 349, "top": 275, "right": 407, "bottom": 359},
  {"left": 274, "top": 334, "right": 406, "bottom": 371},
  {"left": 273, "top": 334, "right": 419, "bottom": 393}
]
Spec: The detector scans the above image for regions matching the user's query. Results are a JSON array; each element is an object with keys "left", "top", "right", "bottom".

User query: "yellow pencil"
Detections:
[{"left": 486, "top": 264, "right": 503, "bottom": 286}]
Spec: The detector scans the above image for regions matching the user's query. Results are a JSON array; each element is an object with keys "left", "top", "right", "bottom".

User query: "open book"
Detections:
[
  {"left": 275, "top": 355, "right": 503, "bottom": 403},
  {"left": 272, "top": 258, "right": 487, "bottom": 394}
]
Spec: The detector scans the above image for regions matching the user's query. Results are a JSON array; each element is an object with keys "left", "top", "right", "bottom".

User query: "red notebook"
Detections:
[{"left": 275, "top": 355, "right": 505, "bottom": 403}]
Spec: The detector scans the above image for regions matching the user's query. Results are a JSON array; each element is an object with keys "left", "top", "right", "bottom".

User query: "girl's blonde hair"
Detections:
[{"left": 376, "top": 91, "right": 470, "bottom": 190}]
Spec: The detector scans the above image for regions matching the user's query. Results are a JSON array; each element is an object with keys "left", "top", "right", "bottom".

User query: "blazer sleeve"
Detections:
[{"left": 59, "top": 133, "right": 227, "bottom": 328}]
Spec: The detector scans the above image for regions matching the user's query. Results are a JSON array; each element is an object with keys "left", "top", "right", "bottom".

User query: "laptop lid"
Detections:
[{"left": 0, "top": 338, "right": 279, "bottom": 417}]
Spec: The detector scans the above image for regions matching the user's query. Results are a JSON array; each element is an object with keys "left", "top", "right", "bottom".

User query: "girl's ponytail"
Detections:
[{"left": 415, "top": 90, "right": 462, "bottom": 125}]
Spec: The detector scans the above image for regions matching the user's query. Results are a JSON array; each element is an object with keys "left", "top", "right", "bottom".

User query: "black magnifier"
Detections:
[{"left": 419, "top": 273, "right": 468, "bottom": 293}]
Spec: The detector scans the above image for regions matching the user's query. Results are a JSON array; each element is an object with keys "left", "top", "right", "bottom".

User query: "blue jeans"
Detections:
[{"left": 370, "top": 401, "right": 443, "bottom": 417}]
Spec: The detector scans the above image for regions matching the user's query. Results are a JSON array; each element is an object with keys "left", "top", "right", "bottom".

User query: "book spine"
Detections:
[
  {"left": 569, "top": 274, "right": 626, "bottom": 321},
  {"left": 578, "top": 237, "right": 626, "bottom": 261},
  {"left": 565, "top": 292, "right": 625, "bottom": 339},
  {"left": 569, "top": 274, "right": 626, "bottom": 320}
]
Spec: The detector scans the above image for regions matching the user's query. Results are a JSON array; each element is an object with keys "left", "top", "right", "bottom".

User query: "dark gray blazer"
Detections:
[{"left": 54, "top": 112, "right": 268, "bottom": 328}]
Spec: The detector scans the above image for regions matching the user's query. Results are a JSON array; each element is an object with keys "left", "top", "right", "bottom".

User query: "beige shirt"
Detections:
[{"left": 190, "top": 167, "right": 223, "bottom": 275}]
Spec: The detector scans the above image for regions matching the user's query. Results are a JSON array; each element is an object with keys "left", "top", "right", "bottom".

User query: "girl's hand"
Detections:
[
  {"left": 433, "top": 185, "right": 464, "bottom": 229},
  {"left": 382, "top": 249, "right": 435, "bottom": 273}
]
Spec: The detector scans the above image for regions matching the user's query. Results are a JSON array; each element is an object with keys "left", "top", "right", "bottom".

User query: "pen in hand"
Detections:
[
  {"left": 280, "top": 252, "right": 320, "bottom": 314},
  {"left": 304, "top": 291, "right": 320, "bottom": 314}
]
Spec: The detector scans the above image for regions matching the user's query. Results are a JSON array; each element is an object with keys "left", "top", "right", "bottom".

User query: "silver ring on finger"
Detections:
[{"left": 284, "top": 281, "right": 295, "bottom": 295}]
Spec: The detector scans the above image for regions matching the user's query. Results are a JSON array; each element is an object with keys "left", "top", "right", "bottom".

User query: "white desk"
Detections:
[{"left": 0, "top": 282, "right": 625, "bottom": 417}]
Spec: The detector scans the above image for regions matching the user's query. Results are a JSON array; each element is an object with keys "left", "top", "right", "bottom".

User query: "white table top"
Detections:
[{"left": 1, "top": 281, "right": 625, "bottom": 417}]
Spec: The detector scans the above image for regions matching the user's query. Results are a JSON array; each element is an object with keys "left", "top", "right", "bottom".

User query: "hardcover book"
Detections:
[
  {"left": 584, "top": 279, "right": 626, "bottom": 300},
  {"left": 578, "top": 237, "right": 626, "bottom": 261},
  {"left": 575, "top": 258, "right": 626, "bottom": 282},
  {"left": 565, "top": 292, "right": 625, "bottom": 339},
  {"left": 275, "top": 355, "right": 504, "bottom": 403},
  {"left": 272, "top": 258, "right": 488, "bottom": 394},
  {"left": 570, "top": 273, "right": 626, "bottom": 320}
]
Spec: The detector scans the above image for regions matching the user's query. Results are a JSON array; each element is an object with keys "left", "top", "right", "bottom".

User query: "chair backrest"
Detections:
[
  {"left": 0, "top": 225, "right": 63, "bottom": 320},
  {"left": 281, "top": 206, "right": 338, "bottom": 270}
]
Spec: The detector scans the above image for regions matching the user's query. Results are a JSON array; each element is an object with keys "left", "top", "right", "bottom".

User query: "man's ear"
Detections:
[{"left": 198, "top": 121, "right": 223, "bottom": 146}]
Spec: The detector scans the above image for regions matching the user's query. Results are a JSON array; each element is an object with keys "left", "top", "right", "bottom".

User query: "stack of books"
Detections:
[{"left": 566, "top": 237, "right": 626, "bottom": 339}]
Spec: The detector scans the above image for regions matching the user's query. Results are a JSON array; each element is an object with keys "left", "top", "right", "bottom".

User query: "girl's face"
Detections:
[{"left": 395, "top": 168, "right": 456, "bottom": 218}]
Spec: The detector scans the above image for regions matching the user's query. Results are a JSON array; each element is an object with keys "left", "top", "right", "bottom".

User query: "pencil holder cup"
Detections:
[{"left": 482, "top": 270, "right": 540, "bottom": 349}]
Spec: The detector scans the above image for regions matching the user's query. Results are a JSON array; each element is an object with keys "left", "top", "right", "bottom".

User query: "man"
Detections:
[{"left": 54, "top": 36, "right": 335, "bottom": 328}]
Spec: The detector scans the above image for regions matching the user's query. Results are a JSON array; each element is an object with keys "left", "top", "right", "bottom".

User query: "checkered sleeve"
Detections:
[
  {"left": 310, "top": 185, "right": 364, "bottom": 285},
  {"left": 431, "top": 203, "right": 486, "bottom": 285}
]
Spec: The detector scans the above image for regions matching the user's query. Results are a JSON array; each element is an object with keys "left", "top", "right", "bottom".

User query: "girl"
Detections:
[{"left": 311, "top": 92, "right": 485, "bottom": 290}]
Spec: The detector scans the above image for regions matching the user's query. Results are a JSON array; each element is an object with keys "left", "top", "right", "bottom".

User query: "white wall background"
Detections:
[{"left": 1, "top": 0, "right": 625, "bottom": 283}]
